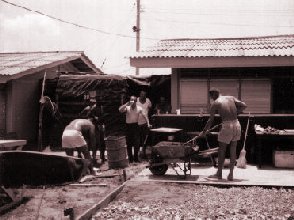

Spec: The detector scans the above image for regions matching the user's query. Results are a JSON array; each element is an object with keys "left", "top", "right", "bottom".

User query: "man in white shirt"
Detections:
[
  {"left": 136, "top": 90, "right": 152, "bottom": 159},
  {"left": 119, "top": 96, "right": 151, "bottom": 163}
]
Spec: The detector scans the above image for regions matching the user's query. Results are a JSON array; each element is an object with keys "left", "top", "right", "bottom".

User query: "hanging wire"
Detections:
[{"left": 0, "top": 0, "right": 160, "bottom": 40}]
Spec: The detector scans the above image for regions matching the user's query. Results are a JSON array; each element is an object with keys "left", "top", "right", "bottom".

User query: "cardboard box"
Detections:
[{"left": 273, "top": 151, "right": 294, "bottom": 168}]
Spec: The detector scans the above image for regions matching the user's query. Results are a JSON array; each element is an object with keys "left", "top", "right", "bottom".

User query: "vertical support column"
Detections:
[
  {"left": 171, "top": 68, "right": 179, "bottom": 113},
  {"left": 135, "top": 0, "right": 141, "bottom": 75}
]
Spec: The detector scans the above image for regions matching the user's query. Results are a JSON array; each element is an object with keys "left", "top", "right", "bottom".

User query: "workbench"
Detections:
[{"left": 255, "top": 131, "right": 294, "bottom": 168}]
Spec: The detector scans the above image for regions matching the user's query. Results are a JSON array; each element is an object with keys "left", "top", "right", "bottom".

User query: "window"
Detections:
[
  {"left": 180, "top": 79, "right": 207, "bottom": 114},
  {"left": 272, "top": 79, "right": 294, "bottom": 113},
  {"left": 241, "top": 79, "right": 271, "bottom": 113},
  {"left": 210, "top": 79, "right": 239, "bottom": 97},
  {"left": 179, "top": 78, "right": 271, "bottom": 113}
]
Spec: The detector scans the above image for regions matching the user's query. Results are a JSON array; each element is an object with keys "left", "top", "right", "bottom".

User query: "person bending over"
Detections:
[{"left": 62, "top": 119, "right": 96, "bottom": 174}]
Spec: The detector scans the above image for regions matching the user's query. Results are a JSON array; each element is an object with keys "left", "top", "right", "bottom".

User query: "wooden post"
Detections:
[
  {"left": 38, "top": 72, "right": 46, "bottom": 151},
  {"left": 135, "top": 0, "right": 140, "bottom": 75}
]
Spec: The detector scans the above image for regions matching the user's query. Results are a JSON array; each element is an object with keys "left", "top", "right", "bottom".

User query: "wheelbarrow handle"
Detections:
[{"left": 184, "top": 124, "right": 222, "bottom": 145}]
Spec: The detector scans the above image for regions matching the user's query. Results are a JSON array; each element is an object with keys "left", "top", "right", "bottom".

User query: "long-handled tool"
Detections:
[
  {"left": 38, "top": 72, "right": 47, "bottom": 151},
  {"left": 184, "top": 124, "right": 221, "bottom": 167},
  {"left": 141, "top": 128, "right": 150, "bottom": 159},
  {"left": 184, "top": 123, "right": 222, "bottom": 145},
  {"left": 237, "top": 113, "right": 250, "bottom": 168}
]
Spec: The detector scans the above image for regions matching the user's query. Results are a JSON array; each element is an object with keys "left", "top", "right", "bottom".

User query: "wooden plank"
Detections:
[
  {"left": 0, "top": 140, "right": 26, "bottom": 150},
  {"left": 77, "top": 183, "right": 126, "bottom": 220},
  {"left": 0, "top": 198, "right": 24, "bottom": 215},
  {"left": 69, "top": 183, "right": 108, "bottom": 187}
]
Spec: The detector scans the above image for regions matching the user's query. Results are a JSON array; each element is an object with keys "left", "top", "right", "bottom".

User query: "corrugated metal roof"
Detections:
[
  {"left": 131, "top": 35, "right": 294, "bottom": 58},
  {"left": 0, "top": 51, "right": 102, "bottom": 77}
]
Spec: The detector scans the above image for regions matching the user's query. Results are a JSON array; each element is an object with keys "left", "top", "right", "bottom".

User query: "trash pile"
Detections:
[{"left": 254, "top": 125, "right": 281, "bottom": 134}]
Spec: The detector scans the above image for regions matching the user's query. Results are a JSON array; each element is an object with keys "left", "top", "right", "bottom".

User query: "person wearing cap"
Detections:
[
  {"left": 199, "top": 88, "right": 247, "bottom": 181},
  {"left": 119, "top": 96, "right": 151, "bottom": 163},
  {"left": 136, "top": 90, "right": 152, "bottom": 159}
]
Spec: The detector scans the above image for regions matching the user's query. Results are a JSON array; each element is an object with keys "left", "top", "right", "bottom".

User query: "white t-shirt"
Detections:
[{"left": 136, "top": 98, "right": 152, "bottom": 125}]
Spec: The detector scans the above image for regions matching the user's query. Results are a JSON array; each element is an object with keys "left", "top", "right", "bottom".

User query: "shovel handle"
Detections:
[
  {"left": 184, "top": 123, "right": 221, "bottom": 145},
  {"left": 242, "top": 113, "right": 251, "bottom": 150}
]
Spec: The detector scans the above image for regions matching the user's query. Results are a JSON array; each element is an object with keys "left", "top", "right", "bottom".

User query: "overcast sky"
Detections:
[{"left": 0, "top": 0, "right": 294, "bottom": 75}]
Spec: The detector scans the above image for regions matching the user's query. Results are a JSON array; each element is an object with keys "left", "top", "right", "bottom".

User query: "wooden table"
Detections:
[
  {"left": 0, "top": 140, "right": 27, "bottom": 151},
  {"left": 255, "top": 131, "right": 294, "bottom": 168}
]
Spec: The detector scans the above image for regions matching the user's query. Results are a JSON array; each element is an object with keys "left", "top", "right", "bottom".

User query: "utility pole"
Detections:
[{"left": 135, "top": 0, "right": 140, "bottom": 75}]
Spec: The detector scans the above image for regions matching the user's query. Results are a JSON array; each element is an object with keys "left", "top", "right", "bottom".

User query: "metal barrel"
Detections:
[{"left": 105, "top": 136, "right": 129, "bottom": 169}]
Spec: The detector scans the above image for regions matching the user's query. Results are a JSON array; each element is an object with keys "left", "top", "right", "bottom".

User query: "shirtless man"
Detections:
[
  {"left": 200, "top": 88, "right": 247, "bottom": 181},
  {"left": 119, "top": 96, "right": 151, "bottom": 163},
  {"left": 62, "top": 119, "right": 96, "bottom": 173}
]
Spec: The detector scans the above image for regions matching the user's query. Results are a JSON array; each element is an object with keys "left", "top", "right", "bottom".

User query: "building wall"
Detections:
[
  {"left": 0, "top": 87, "right": 5, "bottom": 137},
  {"left": 5, "top": 63, "right": 79, "bottom": 146},
  {"left": 171, "top": 67, "right": 294, "bottom": 114}
]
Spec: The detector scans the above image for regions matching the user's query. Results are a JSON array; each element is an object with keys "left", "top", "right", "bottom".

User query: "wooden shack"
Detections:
[{"left": 0, "top": 51, "right": 102, "bottom": 148}]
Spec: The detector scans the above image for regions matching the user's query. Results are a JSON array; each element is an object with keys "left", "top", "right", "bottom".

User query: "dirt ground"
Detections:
[
  {"left": 1, "top": 162, "right": 148, "bottom": 220},
  {"left": 93, "top": 181, "right": 294, "bottom": 220},
  {"left": 2, "top": 158, "right": 294, "bottom": 219}
]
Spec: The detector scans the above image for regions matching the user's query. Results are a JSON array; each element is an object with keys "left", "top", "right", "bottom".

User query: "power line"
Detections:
[
  {"left": 99, "top": 2, "right": 137, "bottom": 69},
  {"left": 145, "top": 8, "right": 294, "bottom": 17},
  {"left": 0, "top": 0, "right": 160, "bottom": 41},
  {"left": 145, "top": 6, "right": 294, "bottom": 15},
  {"left": 145, "top": 16, "right": 294, "bottom": 28}
]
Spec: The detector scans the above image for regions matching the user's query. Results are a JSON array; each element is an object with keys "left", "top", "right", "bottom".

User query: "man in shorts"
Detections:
[
  {"left": 200, "top": 88, "right": 247, "bottom": 181},
  {"left": 62, "top": 119, "right": 96, "bottom": 174}
]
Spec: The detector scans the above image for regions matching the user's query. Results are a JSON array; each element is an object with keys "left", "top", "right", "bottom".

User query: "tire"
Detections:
[{"left": 149, "top": 164, "right": 168, "bottom": 175}]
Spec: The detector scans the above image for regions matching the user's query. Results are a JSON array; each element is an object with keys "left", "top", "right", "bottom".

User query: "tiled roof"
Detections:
[
  {"left": 0, "top": 51, "right": 102, "bottom": 77},
  {"left": 132, "top": 35, "right": 294, "bottom": 58}
]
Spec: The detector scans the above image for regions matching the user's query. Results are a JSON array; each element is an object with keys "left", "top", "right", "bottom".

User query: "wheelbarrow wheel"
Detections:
[{"left": 149, "top": 164, "right": 168, "bottom": 176}]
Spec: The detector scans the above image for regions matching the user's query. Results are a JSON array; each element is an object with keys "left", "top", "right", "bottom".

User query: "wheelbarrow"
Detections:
[{"left": 147, "top": 125, "right": 220, "bottom": 179}]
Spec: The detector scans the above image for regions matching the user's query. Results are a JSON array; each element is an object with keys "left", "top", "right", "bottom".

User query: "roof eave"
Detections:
[
  {"left": 130, "top": 56, "right": 294, "bottom": 69},
  {"left": 80, "top": 52, "right": 103, "bottom": 74},
  {"left": 2, "top": 53, "right": 102, "bottom": 82}
]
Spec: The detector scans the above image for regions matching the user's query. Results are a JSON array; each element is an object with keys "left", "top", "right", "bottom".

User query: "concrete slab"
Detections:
[
  {"left": 134, "top": 163, "right": 294, "bottom": 187},
  {"left": 31, "top": 150, "right": 294, "bottom": 187}
]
